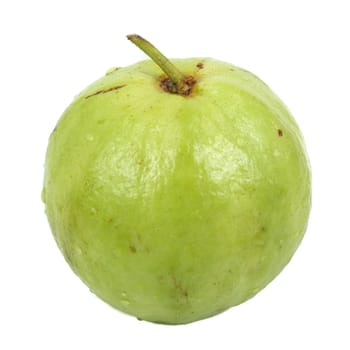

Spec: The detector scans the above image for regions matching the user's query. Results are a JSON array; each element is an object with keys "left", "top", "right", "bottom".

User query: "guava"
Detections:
[{"left": 42, "top": 34, "right": 311, "bottom": 324}]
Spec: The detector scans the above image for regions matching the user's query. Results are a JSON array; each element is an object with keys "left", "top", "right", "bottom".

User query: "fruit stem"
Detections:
[{"left": 127, "top": 34, "right": 193, "bottom": 95}]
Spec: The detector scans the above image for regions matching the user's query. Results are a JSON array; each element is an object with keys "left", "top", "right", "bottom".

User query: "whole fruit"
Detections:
[{"left": 42, "top": 34, "right": 311, "bottom": 324}]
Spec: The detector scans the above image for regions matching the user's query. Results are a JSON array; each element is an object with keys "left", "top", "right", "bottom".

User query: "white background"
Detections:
[{"left": 1, "top": 1, "right": 349, "bottom": 349}]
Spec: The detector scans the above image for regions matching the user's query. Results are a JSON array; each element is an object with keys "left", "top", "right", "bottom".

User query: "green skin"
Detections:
[{"left": 43, "top": 52, "right": 311, "bottom": 324}]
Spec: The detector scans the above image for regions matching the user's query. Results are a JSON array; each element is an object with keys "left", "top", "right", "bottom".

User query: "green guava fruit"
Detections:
[{"left": 42, "top": 34, "right": 311, "bottom": 324}]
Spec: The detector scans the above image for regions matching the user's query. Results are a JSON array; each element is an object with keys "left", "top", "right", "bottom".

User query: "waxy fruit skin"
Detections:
[{"left": 43, "top": 58, "right": 311, "bottom": 324}]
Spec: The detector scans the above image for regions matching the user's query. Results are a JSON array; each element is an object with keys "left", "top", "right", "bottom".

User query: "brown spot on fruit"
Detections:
[
  {"left": 171, "top": 274, "right": 189, "bottom": 299},
  {"left": 159, "top": 75, "right": 196, "bottom": 96},
  {"left": 196, "top": 62, "right": 204, "bottom": 69},
  {"left": 129, "top": 245, "right": 137, "bottom": 253},
  {"left": 278, "top": 129, "right": 283, "bottom": 137},
  {"left": 160, "top": 77, "right": 177, "bottom": 93},
  {"left": 85, "top": 84, "right": 126, "bottom": 99}
]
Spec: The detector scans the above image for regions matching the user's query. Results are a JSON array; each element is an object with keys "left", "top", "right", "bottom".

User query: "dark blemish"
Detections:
[
  {"left": 85, "top": 84, "right": 126, "bottom": 99},
  {"left": 137, "top": 317, "right": 143, "bottom": 321},
  {"left": 106, "top": 67, "right": 121, "bottom": 75},
  {"left": 159, "top": 75, "right": 196, "bottom": 96},
  {"left": 230, "top": 68, "right": 236, "bottom": 71},
  {"left": 183, "top": 75, "right": 196, "bottom": 92},
  {"left": 129, "top": 245, "right": 137, "bottom": 253},
  {"left": 172, "top": 275, "right": 189, "bottom": 298},
  {"left": 160, "top": 77, "right": 177, "bottom": 93},
  {"left": 278, "top": 129, "right": 283, "bottom": 137},
  {"left": 261, "top": 226, "right": 265, "bottom": 231},
  {"left": 196, "top": 62, "right": 204, "bottom": 69}
]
